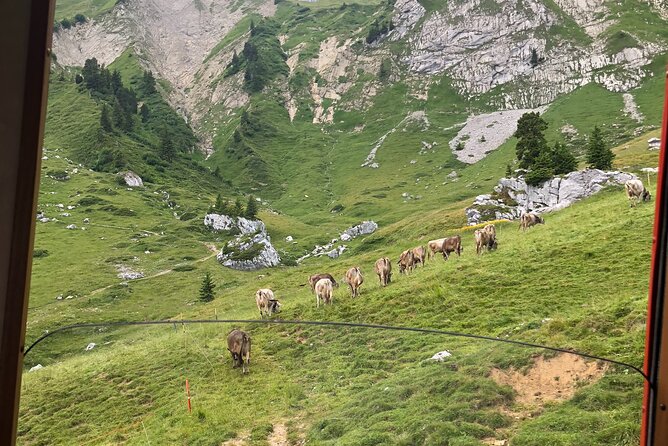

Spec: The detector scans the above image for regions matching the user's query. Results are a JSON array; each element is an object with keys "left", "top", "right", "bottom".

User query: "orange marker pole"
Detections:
[{"left": 185, "top": 379, "right": 192, "bottom": 413}]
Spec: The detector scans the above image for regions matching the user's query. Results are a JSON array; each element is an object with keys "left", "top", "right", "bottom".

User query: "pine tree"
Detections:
[
  {"left": 100, "top": 105, "right": 113, "bottom": 132},
  {"left": 586, "top": 126, "right": 614, "bottom": 170},
  {"left": 158, "top": 131, "right": 177, "bottom": 162},
  {"left": 215, "top": 194, "right": 225, "bottom": 213},
  {"left": 525, "top": 151, "right": 554, "bottom": 187},
  {"left": 245, "top": 195, "right": 258, "bottom": 219},
  {"left": 139, "top": 103, "right": 150, "bottom": 122},
  {"left": 551, "top": 141, "right": 577, "bottom": 175},
  {"left": 142, "top": 70, "right": 157, "bottom": 95},
  {"left": 505, "top": 163, "right": 513, "bottom": 178},
  {"left": 530, "top": 48, "right": 539, "bottom": 67},
  {"left": 110, "top": 70, "right": 122, "bottom": 93},
  {"left": 199, "top": 273, "right": 215, "bottom": 302},
  {"left": 515, "top": 112, "right": 548, "bottom": 170},
  {"left": 233, "top": 198, "right": 244, "bottom": 217}
]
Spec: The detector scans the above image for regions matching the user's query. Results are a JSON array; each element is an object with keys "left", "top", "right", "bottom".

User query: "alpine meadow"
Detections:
[{"left": 19, "top": 0, "right": 668, "bottom": 445}]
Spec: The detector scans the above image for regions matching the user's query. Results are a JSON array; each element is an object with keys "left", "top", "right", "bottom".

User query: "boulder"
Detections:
[
  {"left": 340, "top": 221, "right": 378, "bottom": 240},
  {"left": 207, "top": 213, "right": 281, "bottom": 271},
  {"left": 122, "top": 171, "right": 143, "bottom": 187},
  {"left": 66, "top": 224, "right": 77, "bottom": 230},
  {"left": 430, "top": 350, "right": 452, "bottom": 361},
  {"left": 29, "top": 364, "right": 44, "bottom": 372},
  {"left": 85, "top": 343, "right": 96, "bottom": 351}
]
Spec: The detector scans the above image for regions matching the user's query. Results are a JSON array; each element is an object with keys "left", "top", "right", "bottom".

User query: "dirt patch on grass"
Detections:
[
  {"left": 222, "top": 431, "right": 249, "bottom": 446},
  {"left": 491, "top": 353, "right": 607, "bottom": 407},
  {"left": 268, "top": 422, "right": 289, "bottom": 446}
]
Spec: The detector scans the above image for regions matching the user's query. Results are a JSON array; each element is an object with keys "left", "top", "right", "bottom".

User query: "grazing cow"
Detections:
[
  {"left": 398, "top": 249, "right": 415, "bottom": 274},
  {"left": 411, "top": 246, "right": 426, "bottom": 268},
  {"left": 227, "top": 329, "right": 251, "bottom": 374},
  {"left": 345, "top": 267, "right": 364, "bottom": 298},
  {"left": 483, "top": 224, "right": 496, "bottom": 240},
  {"left": 519, "top": 213, "right": 544, "bottom": 231},
  {"left": 427, "top": 238, "right": 446, "bottom": 260},
  {"left": 315, "top": 278, "right": 333, "bottom": 307},
  {"left": 475, "top": 227, "right": 498, "bottom": 255},
  {"left": 625, "top": 179, "right": 651, "bottom": 207},
  {"left": 441, "top": 235, "right": 463, "bottom": 260},
  {"left": 255, "top": 288, "right": 281, "bottom": 319},
  {"left": 308, "top": 273, "right": 338, "bottom": 291},
  {"left": 374, "top": 257, "right": 392, "bottom": 287}
]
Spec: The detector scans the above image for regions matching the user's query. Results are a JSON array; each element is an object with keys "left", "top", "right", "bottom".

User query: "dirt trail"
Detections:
[
  {"left": 268, "top": 422, "right": 289, "bottom": 446},
  {"left": 88, "top": 246, "right": 218, "bottom": 296}
]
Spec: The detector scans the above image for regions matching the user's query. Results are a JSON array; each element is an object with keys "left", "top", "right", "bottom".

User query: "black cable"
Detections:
[{"left": 23, "top": 318, "right": 651, "bottom": 384}]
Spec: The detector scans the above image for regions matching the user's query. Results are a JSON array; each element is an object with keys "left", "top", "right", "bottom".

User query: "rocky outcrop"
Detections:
[
  {"left": 340, "top": 221, "right": 378, "bottom": 241},
  {"left": 466, "top": 169, "right": 637, "bottom": 225},
  {"left": 389, "top": 0, "right": 426, "bottom": 41},
  {"left": 401, "top": 0, "right": 665, "bottom": 108},
  {"left": 297, "top": 221, "right": 378, "bottom": 263},
  {"left": 204, "top": 213, "right": 280, "bottom": 270},
  {"left": 122, "top": 171, "right": 143, "bottom": 187}
]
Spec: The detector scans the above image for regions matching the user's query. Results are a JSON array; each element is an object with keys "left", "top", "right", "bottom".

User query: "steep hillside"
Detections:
[{"left": 19, "top": 0, "right": 667, "bottom": 444}]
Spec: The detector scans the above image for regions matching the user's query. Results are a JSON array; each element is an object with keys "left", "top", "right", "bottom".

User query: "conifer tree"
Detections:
[
  {"left": 199, "top": 273, "right": 215, "bottom": 302},
  {"left": 586, "top": 126, "right": 615, "bottom": 170},
  {"left": 515, "top": 112, "right": 548, "bottom": 169},
  {"left": 100, "top": 104, "right": 113, "bottom": 132},
  {"left": 233, "top": 198, "right": 244, "bottom": 217},
  {"left": 551, "top": 141, "right": 577, "bottom": 175},
  {"left": 245, "top": 195, "right": 258, "bottom": 219}
]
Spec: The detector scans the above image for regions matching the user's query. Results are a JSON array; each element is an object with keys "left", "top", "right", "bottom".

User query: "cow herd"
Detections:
[{"left": 227, "top": 178, "right": 654, "bottom": 373}]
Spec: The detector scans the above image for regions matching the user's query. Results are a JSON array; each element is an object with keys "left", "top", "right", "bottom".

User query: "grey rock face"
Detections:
[
  {"left": 340, "top": 221, "right": 378, "bottom": 241},
  {"left": 389, "top": 0, "right": 426, "bottom": 41},
  {"left": 400, "top": 0, "right": 665, "bottom": 108},
  {"left": 205, "top": 213, "right": 281, "bottom": 270},
  {"left": 466, "top": 169, "right": 637, "bottom": 225},
  {"left": 122, "top": 171, "right": 143, "bottom": 187}
]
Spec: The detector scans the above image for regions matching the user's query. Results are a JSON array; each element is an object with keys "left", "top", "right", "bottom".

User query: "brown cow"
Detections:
[
  {"left": 441, "top": 235, "right": 462, "bottom": 260},
  {"left": 519, "top": 213, "right": 544, "bottom": 231},
  {"left": 315, "top": 278, "right": 333, "bottom": 307},
  {"left": 398, "top": 249, "right": 415, "bottom": 274},
  {"left": 427, "top": 238, "right": 446, "bottom": 260},
  {"left": 475, "top": 228, "right": 497, "bottom": 255},
  {"left": 345, "top": 267, "right": 364, "bottom": 298},
  {"left": 227, "top": 329, "right": 251, "bottom": 374},
  {"left": 308, "top": 273, "right": 338, "bottom": 291},
  {"left": 625, "top": 179, "right": 651, "bottom": 207},
  {"left": 411, "top": 246, "right": 426, "bottom": 268},
  {"left": 255, "top": 288, "right": 281, "bottom": 319},
  {"left": 374, "top": 257, "right": 392, "bottom": 287}
]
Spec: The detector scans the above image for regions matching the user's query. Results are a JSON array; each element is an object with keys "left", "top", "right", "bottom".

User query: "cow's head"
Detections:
[
  {"left": 537, "top": 215, "right": 545, "bottom": 224},
  {"left": 643, "top": 189, "right": 652, "bottom": 202},
  {"left": 269, "top": 299, "right": 282, "bottom": 314}
]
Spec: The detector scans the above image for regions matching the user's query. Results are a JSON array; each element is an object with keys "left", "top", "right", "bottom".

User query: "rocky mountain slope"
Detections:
[{"left": 54, "top": 0, "right": 668, "bottom": 139}]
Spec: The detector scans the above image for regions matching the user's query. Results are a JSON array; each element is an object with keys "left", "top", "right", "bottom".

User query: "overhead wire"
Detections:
[{"left": 23, "top": 318, "right": 650, "bottom": 384}]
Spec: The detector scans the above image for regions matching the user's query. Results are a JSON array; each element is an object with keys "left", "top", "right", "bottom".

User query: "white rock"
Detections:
[
  {"left": 29, "top": 364, "right": 44, "bottom": 372},
  {"left": 66, "top": 224, "right": 77, "bottom": 230},
  {"left": 85, "top": 343, "right": 96, "bottom": 351},
  {"left": 285, "top": 235, "right": 294, "bottom": 242},
  {"left": 122, "top": 171, "right": 143, "bottom": 187},
  {"left": 430, "top": 350, "right": 452, "bottom": 361}
]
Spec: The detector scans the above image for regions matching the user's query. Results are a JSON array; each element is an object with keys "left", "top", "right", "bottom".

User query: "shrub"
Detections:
[
  {"left": 32, "top": 249, "right": 49, "bottom": 258},
  {"left": 47, "top": 170, "right": 70, "bottom": 181}
]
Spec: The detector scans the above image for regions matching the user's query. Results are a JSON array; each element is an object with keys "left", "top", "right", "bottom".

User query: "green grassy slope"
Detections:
[
  {"left": 20, "top": 0, "right": 668, "bottom": 443},
  {"left": 20, "top": 181, "right": 655, "bottom": 445}
]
